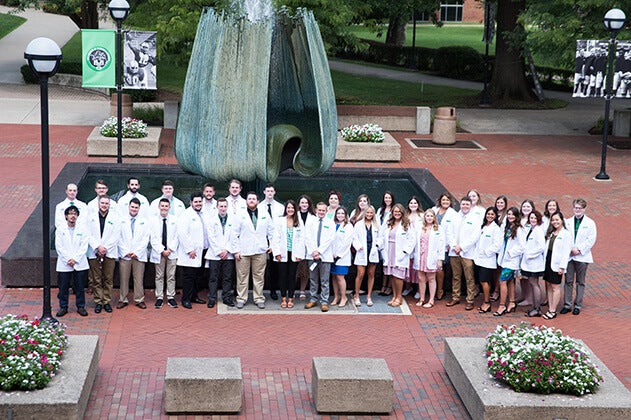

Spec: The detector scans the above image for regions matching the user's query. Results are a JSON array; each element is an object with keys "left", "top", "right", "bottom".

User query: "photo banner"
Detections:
[
  {"left": 81, "top": 29, "right": 116, "bottom": 88},
  {"left": 573, "top": 39, "right": 631, "bottom": 98},
  {"left": 123, "top": 31, "right": 157, "bottom": 89}
]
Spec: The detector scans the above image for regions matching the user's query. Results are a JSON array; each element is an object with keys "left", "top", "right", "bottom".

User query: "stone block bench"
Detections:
[
  {"left": 311, "top": 357, "right": 393, "bottom": 414},
  {"left": 164, "top": 357, "right": 242, "bottom": 414}
]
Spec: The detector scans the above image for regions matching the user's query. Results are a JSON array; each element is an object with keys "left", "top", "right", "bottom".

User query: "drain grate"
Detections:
[{"left": 407, "top": 139, "right": 485, "bottom": 150}]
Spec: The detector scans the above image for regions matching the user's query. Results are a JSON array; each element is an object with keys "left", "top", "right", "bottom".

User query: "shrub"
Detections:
[
  {"left": 433, "top": 46, "right": 484, "bottom": 81},
  {"left": 486, "top": 322, "right": 603, "bottom": 396},
  {"left": 132, "top": 105, "right": 164, "bottom": 126}
]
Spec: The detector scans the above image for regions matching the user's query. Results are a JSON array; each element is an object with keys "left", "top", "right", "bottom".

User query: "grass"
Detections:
[
  {"left": 348, "top": 23, "right": 495, "bottom": 55},
  {"left": 60, "top": 31, "right": 82, "bottom": 64},
  {"left": 0, "top": 12, "right": 26, "bottom": 39}
]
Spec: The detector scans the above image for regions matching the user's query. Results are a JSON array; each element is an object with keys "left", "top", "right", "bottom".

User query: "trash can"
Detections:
[{"left": 432, "top": 107, "right": 456, "bottom": 145}]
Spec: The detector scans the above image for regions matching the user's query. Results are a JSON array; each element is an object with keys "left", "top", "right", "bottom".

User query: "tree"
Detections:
[
  {"left": 362, "top": 0, "right": 439, "bottom": 46},
  {"left": 15, "top": 0, "right": 104, "bottom": 29}
]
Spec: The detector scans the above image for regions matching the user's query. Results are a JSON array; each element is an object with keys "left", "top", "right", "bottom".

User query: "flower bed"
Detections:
[
  {"left": 340, "top": 123, "right": 385, "bottom": 143},
  {"left": 486, "top": 322, "right": 602, "bottom": 396},
  {"left": 99, "top": 116, "right": 148, "bottom": 138},
  {"left": 0, "top": 314, "right": 67, "bottom": 391}
]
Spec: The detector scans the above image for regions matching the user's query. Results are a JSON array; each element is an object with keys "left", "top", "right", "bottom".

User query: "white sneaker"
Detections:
[{"left": 414, "top": 292, "right": 420, "bottom": 299}]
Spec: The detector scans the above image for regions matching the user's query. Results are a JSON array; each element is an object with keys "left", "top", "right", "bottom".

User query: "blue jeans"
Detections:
[
  {"left": 57, "top": 269, "right": 87, "bottom": 309},
  {"left": 309, "top": 260, "right": 331, "bottom": 305}
]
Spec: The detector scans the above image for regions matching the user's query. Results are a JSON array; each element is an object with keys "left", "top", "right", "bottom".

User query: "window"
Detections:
[{"left": 440, "top": 1, "right": 463, "bottom": 22}]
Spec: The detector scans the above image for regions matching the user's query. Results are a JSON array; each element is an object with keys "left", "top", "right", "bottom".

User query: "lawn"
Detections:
[
  {"left": 348, "top": 23, "right": 494, "bottom": 55},
  {"left": 0, "top": 12, "right": 26, "bottom": 39}
]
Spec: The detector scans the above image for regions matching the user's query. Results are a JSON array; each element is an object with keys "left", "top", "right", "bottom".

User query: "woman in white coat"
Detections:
[
  {"left": 432, "top": 192, "right": 459, "bottom": 300},
  {"left": 542, "top": 211, "right": 573, "bottom": 320},
  {"left": 296, "top": 195, "right": 316, "bottom": 301},
  {"left": 494, "top": 207, "right": 524, "bottom": 316},
  {"left": 352, "top": 206, "right": 380, "bottom": 306},
  {"left": 404, "top": 196, "right": 424, "bottom": 297},
  {"left": 273, "top": 200, "right": 304, "bottom": 309},
  {"left": 330, "top": 207, "right": 354, "bottom": 307},
  {"left": 379, "top": 203, "right": 416, "bottom": 307},
  {"left": 413, "top": 209, "right": 445, "bottom": 308},
  {"left": 520, "top": 210, "right": 546, "bottom": 317},
  {"left": 376, "top": 191, "right": 395, "bottom": 296},
  {"left": 473, "top": 207, "right": 502, "bottom": 313}
]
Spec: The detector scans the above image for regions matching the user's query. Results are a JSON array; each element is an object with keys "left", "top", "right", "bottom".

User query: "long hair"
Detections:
[
  {"left": 545, "top": 211, "right": 566, "bottom": 240},
  {"left": 543, "top": 199, "right": 560, "bottom": 219},
  {"left": 407, "top": 195, "right": 423, "bottom": 216},
  {"left": 423, "top": 208, "right": 439, "bottom": 231},
  {"left": 350, "top": 194, "right": 370, "bottom": 224},
  {"left": 297, "top": 194, "right": 314, "bottom": 215},
  {"left": 481, "top": 206, "right": 498, "bottom": 229},
  {"left": 388, "top": 203, "right": 410, "bottom": 230},
  {"left": 379, "top": 191, "right": 395, "bottom": 224},
  {"left": 283, "top": 199, "right": 299, "bottom": 226},
  {"left": 505, "top": 207, "right": 521, "bottom": 239},
  {"left": 335, "top": 206, "right": 349, "bottom": 227}
]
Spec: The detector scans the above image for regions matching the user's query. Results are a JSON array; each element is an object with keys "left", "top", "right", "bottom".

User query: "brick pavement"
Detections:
[{"left": 0, "top": 123, "right": 630, "bottom": 419}]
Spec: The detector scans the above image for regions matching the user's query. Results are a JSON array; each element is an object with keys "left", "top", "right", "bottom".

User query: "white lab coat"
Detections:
[
  {"left": 87, "top": 196, "right": 117, "bottom": 216},
  {"left": 258, "top": 200, "right": 285, "bottom": 219},
  {"left": 565, "top": 215, "right": 597, "bottom": 264},
  {"left": 352, "top": 220, "right": 380, "bottom": 265},
  {"left": 118, "top": 215, "right": 151, "bottom": 261},
  {"left": 54, "top": 198, "right": 87, "bottom": 229},
  {"left": 225, "top": 195, "right": 247, "bottom": 215},
  {"left": 149, "top": 214, "right": 179, "bottom": 264},
  {"left": 520, "top": 225, "right": 546, "bottom": 273},
  {"left": 205, "top": 213, "right": 237, "bottom": 261},
  {"left": 432, "top": 206, "right": 459, "bottom": 253},
  {"left": 497, "top": 227, "right": 525, "bottom": 270},
  {"left": 86, "top": 211, "right": 121, "bottom": 259},
  {"left": 332, "top": 222, "right": 354, "bottom": 266},
  {"left": 271, "top": 217, "right": 304, "bottom": 262},
  {"left": 546, "top": 228, "right": 573, "bottom": 272},
  {"left": 55, "top": 223, "right": 89, "bottom": 272},
  {"left": 304, "top": 216, "right": 336, "bottom": 263},
  {"left": 449, "top": 210, "right": 479, "bottom": 259},
  {"left": 175, "top": 207, "right": 205, "bottom": 267},
  {"left": 474, "top": 223, "right": 502, "bottom": 269},
  {"left": 295, "top": 212, "right": 316, "bottom": 260},
  {"left": 412, "top": 226, "right": 445, "bottom": 271},
  {"left": 379, "top": 223, "right": 416, "bottom": 269},
  {"left": 117, "top": 191, "right": 151, "bottom": 219},
  {"left": 150, "top": 195, "right": 186, "bottom": 217},
  {"left": 233, "top": 209, "right": 276, "bottom": 256}
]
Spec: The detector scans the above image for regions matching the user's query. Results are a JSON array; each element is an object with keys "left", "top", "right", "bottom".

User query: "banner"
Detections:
[
  {"left": 573, "top": 39, "right": 631, "bottom": 98},
  {"left": 82, "top": 29, "right": 116, "bottom": 88},
  {"left": 123, "top": 31, "right": 157, "bottom": 89}
]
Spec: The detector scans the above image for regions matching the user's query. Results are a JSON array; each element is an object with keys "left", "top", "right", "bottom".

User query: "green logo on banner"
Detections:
[{"left": 86, "top": 47, "right": 112, "bottom": 72}]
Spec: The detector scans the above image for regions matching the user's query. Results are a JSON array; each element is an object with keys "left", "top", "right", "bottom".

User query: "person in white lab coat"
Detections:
[
  {"left": 176, "top": 192, "right": 206, "bottom": 309},
  {"left": 352, "top": 206, "right": 380, "bottom": 306},
  {"left": 304, "top": 202, "right": 336, "bottom": 311},
  {"left": 413, "top": 209, "right": 445, "bottom": 308},
  {"left": 116, "top": 177, "right": 150, "bottom": 219},
  {"left": 117, "top": 198, "right": 150, "bottom": 309},
  {"left": 272, "top": 200, "right": 304, "bottom": 309},
  {"left": 204, "top": 198, "right": 237, "bottom": 308},
  {"left": 542, "top": 211, "right": 573, "bottom": 320},
  {"left": 149, "top": 198, "right": 179, "bottom": 309},
  {"left": 473, "top": 207, "right": 502, "bottom": 314},
  {"left": 150, "top": 180, "right": 186, "bottom": 217},
  {"left": 54, "top": 183, "right": 87, "bottom": 229},
  {"left": 329, "top": 206, "right": 353, "bottom": 308}
]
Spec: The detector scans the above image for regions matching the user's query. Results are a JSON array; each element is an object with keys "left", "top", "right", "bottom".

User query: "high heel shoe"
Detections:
[
  {"left": 542, "top": 310, "right": 557, "bottom": 320},
  {"left": 280, "top": 297, "right": 287, "bottom": 308},
  {"left": 478, "top": 302, "right": 491, "bottom": 313},
  {"left": 507, "top": 301, "right": 516, "bottom": 313},
  {"left": 493, "top": 305, "right": 507, "bottom": 316}
]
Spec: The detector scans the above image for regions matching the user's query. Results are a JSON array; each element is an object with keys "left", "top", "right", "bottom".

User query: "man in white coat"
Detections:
[
  {"left": 258, "top": 183, "right": 284, "bottom": 300},
  {"left": 201, "top": 183, "right": 218, "bottom": 216},
  {"left": 150, "top": 179, "right": 186, "bottom": 217},
  {"left": 86, "top": 195, "right": 120, "bottom": 314},
  {"left": 117, "top": 177, "right": 150, "bottom": 219},
  {"left": 225, "top": 179, "right": 247, "bottom": 215},
  {"left": 55, "top": 183, "right": 87, "bottom": 229},
  {"left": 149, "top": 198, "right": 179, "bottom": 309},
  {"left": 561, "top": 198, "right": 597, "bottom": 316},
  {"left": 86, "top": 179, "right": 117, "bottom": 216},
  {"left": 233, "top": 192, "right": 275, "bottom": 309},
  {"left": 446, "top": 197, "right": 479, "bottom": 310},
  {"left": 176, "top": 192, "right": 206, "bottom": 309},
  {"left": 55, "top": 205, "right": 90, "bottom": 317},
  {"left": 304, "top": 202, "right": 335, "bottom": 312},
  {"left": 117, "top": 198, "right": 150, "bottom": 309},
  {"left": 204, "top": 198, "right": 237, "bottom": 308}
]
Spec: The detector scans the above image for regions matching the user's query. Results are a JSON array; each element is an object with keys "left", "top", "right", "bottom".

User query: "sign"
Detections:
[
  {"left": 573, "top": 39, "right": 631, "bottom": 98},
  {"left": 82, "top": 29, "right": 116, "bottom": 88},
  {"left": 123, "top": 31, "right": 157, "bottom": 90}
]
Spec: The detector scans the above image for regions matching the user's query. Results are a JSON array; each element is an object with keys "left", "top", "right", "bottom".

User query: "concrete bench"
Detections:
[
  {"left": 311, "top": 357, "right": 393, "bottom": 414},
  {"left": 164, "top": 357, "right": 242, "bottom": 414}
]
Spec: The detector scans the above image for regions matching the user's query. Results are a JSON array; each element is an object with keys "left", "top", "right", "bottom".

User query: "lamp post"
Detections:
[
  {"left": 595, "top": 8, "right": 626, "bottom": 180},
  {"left": 24, "top": 37, "right": 63, "bottom": 323},
  {"left": 108, "top": 0, "right": 130, "bottom": 164}
]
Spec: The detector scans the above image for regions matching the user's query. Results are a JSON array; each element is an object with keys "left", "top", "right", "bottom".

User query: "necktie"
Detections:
[
  {"left": 69, "top": 201, "right": 74, "bottom": 206},
  {"left": 220, "top": 215, "right": 227, "bottom": 234},
  {"left": 250, "top": 210, "right": 257, "bottom": 229},
  {"left": 267, "top": 203, "right": 272, "bottom": 216},
  {"left": 162, "top": 218, "right": 167, "bottom": 248},
  {"left": 317, "top": 218, "right": 323, "bottom": 246},
  {"left": 131, "top": 217, "right": 136, "bottom": 236}
]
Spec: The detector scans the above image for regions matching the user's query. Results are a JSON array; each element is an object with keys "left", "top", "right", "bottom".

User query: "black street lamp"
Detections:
[
  {"left": 595, "top": 8, "right": 626, "bottom": 181},
  {"left": 108, "top": 0, "right": 130, "bottom": 164},
  {"left": 24, "top": 37, "right": 63, "bottom": 323}
]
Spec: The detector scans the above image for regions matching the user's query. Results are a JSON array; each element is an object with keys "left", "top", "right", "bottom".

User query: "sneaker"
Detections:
[
  {"left": 414, "top": 292, "right": 421, "bottom": 299},
  {"left": 155, "top": 299, "right": 163, "bottom": 309},
  {"left": 257, "top": 302, "right": 265, "bottom": 309},
  {"left": 167, "top": 299, "right": 178, "bottom": 308},
  {"left": 402, "top": 288, "right": 412, "bottom": 296},
  {"left": 236, "top": 301, "right": 245, "bottom": 309}
]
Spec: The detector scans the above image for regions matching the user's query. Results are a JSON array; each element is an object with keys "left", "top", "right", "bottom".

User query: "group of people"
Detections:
[{"left": 54, "top": 179, "right": 597, "bottom": 320}]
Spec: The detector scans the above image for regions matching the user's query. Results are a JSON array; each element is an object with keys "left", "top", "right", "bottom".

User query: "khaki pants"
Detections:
[
  {"left": 154, "top": 257, "right": 177, "bottom": 300},
  {"left": 89, "top": 257, "right": 116, "bottom": 305},
  {"left": 119, "top": 259, "right": 146, "bottom": 304},
  {"left": 450, "top": 256, "right": 476, "bottom": 303},
  {"left": 235, "top": 253, "right": 267, "bottom": 304}
]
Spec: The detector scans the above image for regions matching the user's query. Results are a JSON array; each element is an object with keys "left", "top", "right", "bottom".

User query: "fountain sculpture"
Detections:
[{"left": 175, "top": 2, "right": 338, "bottom": 182}]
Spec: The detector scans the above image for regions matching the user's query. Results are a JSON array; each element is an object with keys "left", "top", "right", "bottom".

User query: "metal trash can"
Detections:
[{"left": 432, "top": 107, "right": 456, "bottom": 145}]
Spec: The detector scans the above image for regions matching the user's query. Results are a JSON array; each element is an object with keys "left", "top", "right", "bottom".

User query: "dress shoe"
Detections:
[
  {"left": 116, "top": 301, "right": 128, "bottom": 309},
  {"left": 465, "top": 302, "right": 474, "bottom": 311},
  {"left": 167, "top": 299, "right": 178, "bottom": 308},
  {"left": 446, "top": 299, "right": 460, "bottom": 307},
  {"left": 304, "top": 301, "right": 317, "bottom": 309},
  {"left": 136, "top": 302, "right": 147, "bottom": 309},
  {"left": 182, "top": 301, "right": 192, "bottom": 309},
  {"left": 77, "top": 308, "right": 88, "bottom": 317},
  {"left": 56, "top": 308, "right": 68, "bottom": 317},
  {"left": 321, "top": 304, "right": 329, "bottom": 312},
  {"left": 572, "top": 308, "right": 581, "bottom": 315},
  {"left": 94, "top": 304, "right": 102, "bottom": 314},
  {"left": 192, "top": 297, "right": 206, "bottom": 304},
  {"left": 270, "top": 291, "right": 278, "bottom": 300},
  {"left": 223, "top": 299, "right": 235, "bottom": 307},
  {"left": 559, "top": 307, "right": 571, "bottom": 315},
  {"left": 104, "top": 304, "right": 113, "bottom": 313},
  {"left": 155, "top": 299, "right": 163, "bottom": 309},
  {"left": 207, "top": 301, "right": 215, "bottom": 308}
]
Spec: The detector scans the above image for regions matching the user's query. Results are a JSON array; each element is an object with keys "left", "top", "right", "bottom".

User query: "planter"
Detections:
[
  {"left": 87, "top": 126, "right": 162, "bottom": 157},
  {"left": 335, "top": 131, "right": 400, "bottom": 162},
  {"left": 0, "top": 335, "right": 100, "bottom": 419}
]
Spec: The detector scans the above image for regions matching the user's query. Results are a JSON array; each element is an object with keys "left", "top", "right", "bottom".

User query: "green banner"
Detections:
[{"left": 81, "top": 29, "right": 116, "bottom": 88}]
